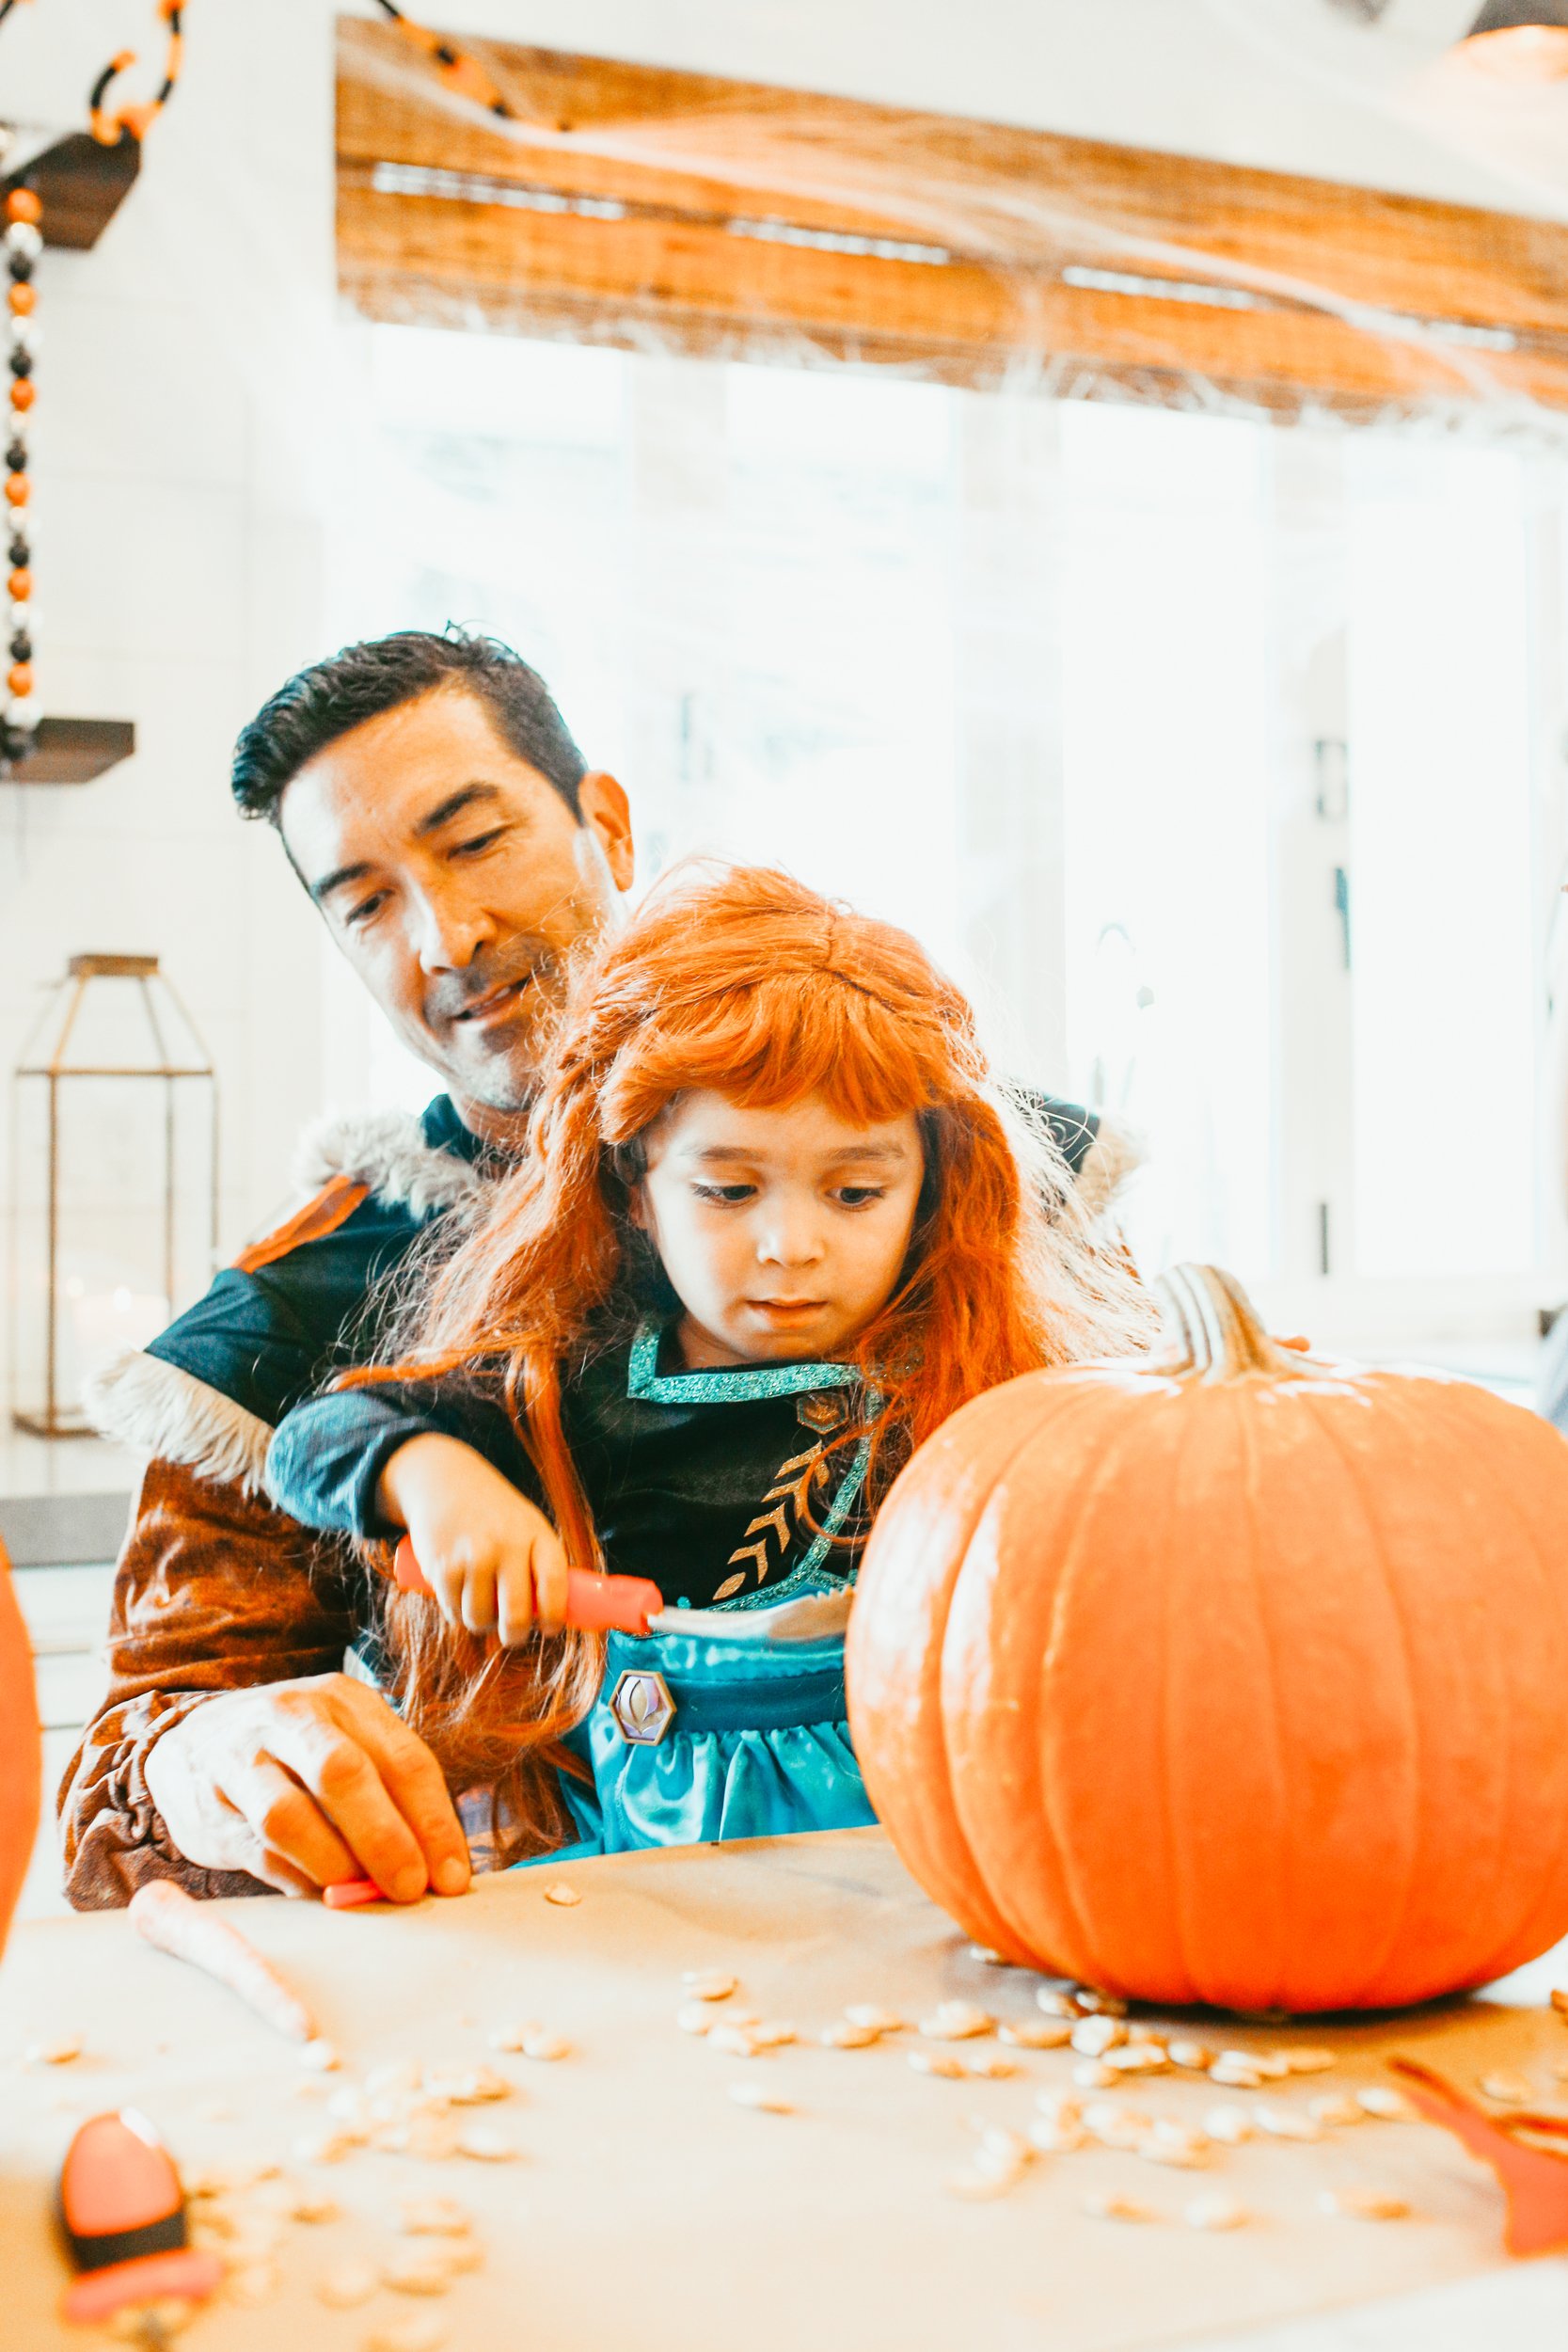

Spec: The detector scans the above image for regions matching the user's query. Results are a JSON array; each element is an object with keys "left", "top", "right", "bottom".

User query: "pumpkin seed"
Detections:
[
  {"left": 683, "top": 1972, "right": 738, "bottom": 2002},
  {"left": 520, "top": 2030, "right": 571, "bottom": 2063},
  {"left": 967, "top": 1945, "right": 1010, "bottom": 1968},
  {"left": 945, "top": 2167, "right": 1017, "bottom": 2201},
  {"left": 1354, "top": 2087, "right": 1409, "bottom": 2120},
  {"left": 286, "top": 2189, "right": 341, "bottom": 2224},
  {"left": 1027, "top": 2117, "right": 1088, "bottom": 2154},
  {"left": 440, "top": 2238, "right": 483, "bottom": 2276},
  {"left": 318, "top": 2263, "right": 381, "bottom": 2310},
  {"left": 1035, "top": 1989, "right": 1084, "bottom": 2020},
  {"left": 382, "top": 2251, "right": 453, "bottom": 2297},
  {"left": 541, "top": 1883, "right": 580, "bottom": 1907},
  {"left": 676, "top": 2004, "right": 717, "bottom": 2035},
  {"left": 729, "top": 2081, "right": 792, "bottom": 2113},
  {"left": 1256, "top": 2104, "right": 1323, "bottom": 2142},
  {"left": 426, "top": 2066, "right": 510, "bottom": 2105},
  {"left": 1318, "top": 2187, "right": 1410, "bottom": 2220},
  {"left": 999, "top": 2019, "right": 1072, "bottom": 2050},
  {"left": 974, "top": 2124, "right": 1033, "bottom": 2168},
  {"left": 963, "top": 2051, "right": 1020, "bottom": 2080},
  {"left": 845, "top": 2004, "right": 906, "bottom": 2035},
  {"left": 1072, "top": 2060, "right": 1117, "bottom": 2090},
  {"left": 1082, "top": 2189, "right": 1153, "bottom": 2221},
  {"left": 1035, "top": 2092, "right": 1084, "bottom": 2125},
  {"left": 1283, "top": 2048, "right": 1336, "bottom": 2074},
  {"left": 747, "top": 2022, "right": 798, "bottom": 2050},
  {"left": 227, "top": 2264, "right": 282, "bottom": 2307},
  {"left": 820, "top": 2021, "right": 881, "bottom": 2049},
  {"left": 1185, "top": 2193, "right": 1246, "bottom": 2231},
  {"left": 1208, "top": 2058, "right": 1264, "bottom": 2090},
  {"left": 292, "top": 2131, "right": 357, "bottom": 2167},
  {"left": 27, "top": 2037, "right": 83, "bottom": 2066},
  {"left": 454, "top": 2126, "right": 515, "bottom": 2162},
  {"left": 1075, "top": 1991, "right": 1130, "bottom": 2018},
  {"left": 1104, "top": 2042, "right": 1168, "bottom": 2075},
  {"left": 1479, "top": 2071, "right": 1534, "bottom": 2106},
  {"left": 110, "top": 2302, "right": 196, "bottom": 2340},
  {"left": 919, "top": 2000, "right": 993, "bottom": 2042},
  {"left": 363, "top": 2320, "right": 449, "bottom": 2352},
  {"left": 1137, "top": 2137, "right": 1210, "bottom": 2170},
  {"left": 1203, "top": 2106, "right": 1253, "bottom": 2145},
  {"left": 910, "top": 2049, "right": 967, "bottom": 2080},
  {"left": 399, "top": 2197, "right": 471, "bottom": 2237},
  {"left": 299, "top": 2039, "right": 341, "bottom": 2073},
  {"left": 1550, "top": 1988, "right": 1567, "bottom": 2020},
  {"left": 1070, "top": 2015, "right": 1128, "bottom": 2058},
  {"left": 1082, "top": 2101, "right": 1152, "bottom": 2149},
  {"left": 1307, "top": 2094, "right": 1363, "bottom": 2128},
  {"left": 708, "top": 2024, "right": 765, "bottom": 2058},
  {"left": 1168, "top": 2040, "right": 1215, "bottom": 2072}
]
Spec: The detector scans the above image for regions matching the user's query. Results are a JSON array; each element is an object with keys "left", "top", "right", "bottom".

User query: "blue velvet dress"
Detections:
[{"left": 265, "top": 1324, "right": 881, "bottom": 1859}]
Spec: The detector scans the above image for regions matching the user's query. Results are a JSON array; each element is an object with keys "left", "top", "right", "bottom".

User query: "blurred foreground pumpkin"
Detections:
[
  {"left": 847, "top": 1264, "right": 1568, "bottom": 2012},
  {"left": 0, "top": 1535, "right": 40, "bottom": 1955}
]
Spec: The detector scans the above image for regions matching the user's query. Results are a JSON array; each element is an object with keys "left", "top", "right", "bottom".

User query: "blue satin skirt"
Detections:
[{"left": 512, "top": 1624, "right": 876, "bottom": 1865}]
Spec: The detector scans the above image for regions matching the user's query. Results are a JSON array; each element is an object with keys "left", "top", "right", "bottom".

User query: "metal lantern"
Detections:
[{"left": 9, "top": 954, "right": 217, "bottom": 1438}]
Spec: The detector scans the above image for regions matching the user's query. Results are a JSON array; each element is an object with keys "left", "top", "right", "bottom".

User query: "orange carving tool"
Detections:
[{"left": 1389, "top": 2056, "right": 1568, "bottom": 2257}]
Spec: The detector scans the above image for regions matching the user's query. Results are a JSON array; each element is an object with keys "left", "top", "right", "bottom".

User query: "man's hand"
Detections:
[{"left": 144, "top": 1674, "right": 471, "bottom": 1902}]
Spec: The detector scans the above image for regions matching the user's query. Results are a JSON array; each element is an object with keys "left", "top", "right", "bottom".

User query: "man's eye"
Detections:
[
  {"left": 693, "top": 1183, "right": 755, "bottom": 1204},
  {"left": 346, "top": 892, "right": 388, "bottom": 928},
  {"left": 451, "top": 827, "right": 509, "bottom": 859}
]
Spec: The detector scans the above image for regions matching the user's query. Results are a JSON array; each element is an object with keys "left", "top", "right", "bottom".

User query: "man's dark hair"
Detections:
[{"left": 230, "top": 628, "right": 588, "bottom": 823}]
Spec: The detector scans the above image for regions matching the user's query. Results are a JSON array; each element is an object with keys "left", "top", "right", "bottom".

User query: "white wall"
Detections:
[{"left": 1, "top": 0, "right": 1562, "bottom": 1347}]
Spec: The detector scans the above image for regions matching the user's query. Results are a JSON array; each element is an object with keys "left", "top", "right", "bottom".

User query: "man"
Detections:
[{"left": 61, "top": 626, "right": 1123, "bottom": 1909}]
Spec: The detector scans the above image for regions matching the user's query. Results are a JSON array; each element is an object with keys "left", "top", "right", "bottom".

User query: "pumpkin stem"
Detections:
[{"left": 1154, "top": 1263, "right": 1310, "bottom": 1382}]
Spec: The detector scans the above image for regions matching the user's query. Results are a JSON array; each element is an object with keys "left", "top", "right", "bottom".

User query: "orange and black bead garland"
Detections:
[{"left": 5, "top": 182, "right": 40, "bottom": 758}]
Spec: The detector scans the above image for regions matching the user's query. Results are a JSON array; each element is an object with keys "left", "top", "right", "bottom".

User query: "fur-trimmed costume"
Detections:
[{"left": 60, "top": 1090, "right": 1132, "bottom": 1908}]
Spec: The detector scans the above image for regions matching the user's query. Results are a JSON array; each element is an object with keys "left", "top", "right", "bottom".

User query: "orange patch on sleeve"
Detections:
[{"left": 230, "top": 1175, "right": 372, "bottom": 1274}]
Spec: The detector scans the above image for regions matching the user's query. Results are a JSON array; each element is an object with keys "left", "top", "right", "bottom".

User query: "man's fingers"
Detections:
[
  {"left": 339, "top": 1698, "right": 471, "bottom": 1898},
  {"left": 221, "top": 1756, "right": 359, "bottom": 1891},
  {"left": 261, "top": 1718, "right": 434, "bottom": 1902}
]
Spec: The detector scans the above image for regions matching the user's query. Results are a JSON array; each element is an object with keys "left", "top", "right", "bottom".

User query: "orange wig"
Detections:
[{"left": 363, "top": 864, "right": 1148, "bottom": 1850}]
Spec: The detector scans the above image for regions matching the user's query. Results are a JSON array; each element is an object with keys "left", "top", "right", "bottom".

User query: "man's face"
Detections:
[{"left": 279, "top": 687, "right": 634, "bottom": 1131}]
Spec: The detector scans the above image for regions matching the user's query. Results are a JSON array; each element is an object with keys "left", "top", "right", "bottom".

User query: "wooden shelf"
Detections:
[
  {"left": 1, "top": 131, "right": 140, "bottom": 251},
  {"left": 3, "top": 720, "right": 135, "bottom": 785}
]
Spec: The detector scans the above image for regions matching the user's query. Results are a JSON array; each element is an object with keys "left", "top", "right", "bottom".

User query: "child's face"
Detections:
[{"left": 631, "top": 1090, "right": 925, "bottom": 1370}]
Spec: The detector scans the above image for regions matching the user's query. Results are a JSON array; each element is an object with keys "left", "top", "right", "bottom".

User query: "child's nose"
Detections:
[{"left": 756, "top": 1211, "right": 825, "bottom": 1266}]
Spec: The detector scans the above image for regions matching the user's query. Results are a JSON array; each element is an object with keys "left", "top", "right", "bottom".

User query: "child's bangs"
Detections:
[{"left": 625, "top": 971, "right": 945, "bottom": 1132}]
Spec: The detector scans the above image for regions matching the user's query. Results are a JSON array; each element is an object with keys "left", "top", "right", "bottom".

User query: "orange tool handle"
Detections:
[{"left": 392, "top": 1534, "right": 664, "bottom": 1636}]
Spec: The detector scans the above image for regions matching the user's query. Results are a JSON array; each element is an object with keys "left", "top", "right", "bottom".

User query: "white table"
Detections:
[{"left": 3, "top": 1829, "right": 1566, "bottom": 2351}]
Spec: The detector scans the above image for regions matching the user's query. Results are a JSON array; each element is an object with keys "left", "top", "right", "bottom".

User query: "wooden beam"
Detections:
[{"left": 336, "top": 15, "right": 1568, "bottom": 413}]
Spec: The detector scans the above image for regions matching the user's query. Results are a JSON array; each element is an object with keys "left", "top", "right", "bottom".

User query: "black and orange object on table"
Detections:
[{"left": 56, "top": 2110, "right": 222, "bottom": 2336}]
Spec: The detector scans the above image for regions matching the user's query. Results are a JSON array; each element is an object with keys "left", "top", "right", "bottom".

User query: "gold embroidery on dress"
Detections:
[{"left": 716, "top": 1445, "right": 831, "bottom": 1597}]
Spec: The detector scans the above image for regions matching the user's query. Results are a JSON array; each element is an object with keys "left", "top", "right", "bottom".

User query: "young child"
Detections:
[{"left": 265, "top": 866, "right": 1148, "bottom": 1865}]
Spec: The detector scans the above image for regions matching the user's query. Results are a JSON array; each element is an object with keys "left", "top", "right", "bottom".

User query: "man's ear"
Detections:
[{"left": 578, "top": 771, "right": 635, "bottom": 893}]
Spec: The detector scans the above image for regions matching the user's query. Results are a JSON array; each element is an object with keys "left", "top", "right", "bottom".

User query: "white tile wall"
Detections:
[{"left": 0, "top": 0, "right": 336, "bottom": 1329}]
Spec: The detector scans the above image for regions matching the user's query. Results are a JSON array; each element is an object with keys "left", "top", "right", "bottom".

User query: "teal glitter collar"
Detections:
[{"left": 626, "top": 1319, "right": 863, "bottom": 1406}]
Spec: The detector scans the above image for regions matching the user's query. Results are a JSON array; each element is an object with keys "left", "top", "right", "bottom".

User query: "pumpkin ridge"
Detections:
[
  {"left": 1034, "top": 1385, "right": 1193, "bottom": 1996},
  {"left": 1297, "top": 1382, "right": 1433, "bottom": 2010},
  {"left": 942, "top": 1378, "right": 1139, "bottom": 1975},
  {"left": 1230, "top": 1384, "right": 1292, "bottom": 2010},
  {"left": 1404, "top": 1382, "right": 1568, "bottom": 1992}
]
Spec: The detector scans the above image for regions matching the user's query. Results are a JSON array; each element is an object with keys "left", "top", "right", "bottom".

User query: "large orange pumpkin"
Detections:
[
  {"left": 0, "top": 1534, "right": 40, "bottom": 1956},
  {"left": 847, "top": 1264, "right": 1568, "bottom": 2012}
]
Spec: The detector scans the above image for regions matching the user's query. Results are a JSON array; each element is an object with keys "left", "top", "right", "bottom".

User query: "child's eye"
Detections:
[
  {"left": 834, "top": 1186, "right": 886, "bottom": 1208},
  {"left": 692, "top": 1182, "right": 755, "bottom": 1204}
]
